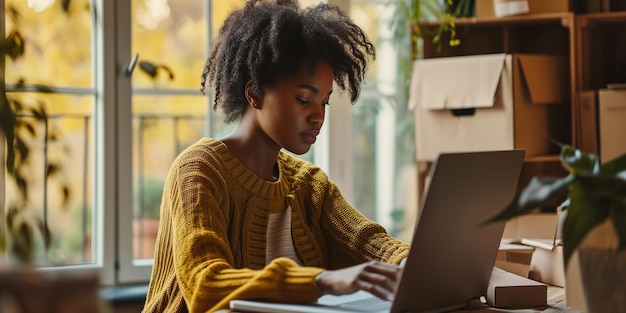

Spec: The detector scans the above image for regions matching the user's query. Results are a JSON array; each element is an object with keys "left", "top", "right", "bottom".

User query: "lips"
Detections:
[{"left": 301, "top": 129, "right": 320, "bottom": 145}]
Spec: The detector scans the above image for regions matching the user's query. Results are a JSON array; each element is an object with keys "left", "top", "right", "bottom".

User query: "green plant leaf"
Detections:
[
  {"left": 15, "top": 136, "right": 29, "bottom": 166},
  {"left": 577, "top": 173, "right": 626, "bottom": 206},
  {"left": 21, "top": 121, "right": 36, "bottom": 137},
  {"left": 562, "top": 180, "right": 609, "bottom": 266},
  {"left": 61, "top": 0, "right": 71, "bottom": 13},
  {"left": 36, "top": 219, "right": 52, "bottom": 249},
  {"left": 3, "top": 30, "right": 25, "bottom": 60},
  {"left": 13, "top": 222, "right": 34, "bottom": 264},
  {"left": 1, "top": 95, "right": 17, "bottom": 170},
  {"left": 484, "top": 175, "right": 572, "bottom": 224},
  {"left": 46, "top": 164, "right": 60, "bottom": 177},
  {"left": 576, "top": 172, "right": 626, "bottom": 252},
  {"left": 560, "top": 145, "right": 600, "bottom": 174},
  {"left": 30, "top": 105, "right": 48, "bottom": 119},
  {"left": 601, "top": 153, "right": 626, "bottom": 175},
  {"left": 62, "top": 185, "right": 71, "bottom": 208},
  {"left": 16, "top": 175, "right": 28, "bottom": 198},
  {"left": 6, "top": 206, "right": 19, "bottom": 232},
  {"left": 518, "top": 176, "right": 573, "bottom": 207}
]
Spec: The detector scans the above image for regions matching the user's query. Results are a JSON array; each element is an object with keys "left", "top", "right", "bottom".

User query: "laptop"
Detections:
[{"left": 230, "top": 150, "right": 525, "bottom": 313}]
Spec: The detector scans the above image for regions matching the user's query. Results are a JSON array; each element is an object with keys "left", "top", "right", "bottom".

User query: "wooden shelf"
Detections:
[
  {"left": 414, "top": 9, "right": 623, "bottom": 197},
  {"left": 579, "top": 11, "right": 626, "bottom": 24},
  {"left": 524, "top": 155, "right": 562, "bottom": 163},
  {"left": 420, "top": 12, "right": 573, "bottom": 27}
]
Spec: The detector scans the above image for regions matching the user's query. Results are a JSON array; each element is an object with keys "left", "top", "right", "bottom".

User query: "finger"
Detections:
[
  {"left": 359, "top": 271, "right": 395, "bottom": 292},
  {"left": 355, "top": 279, "right": 394, "bottom": 301},
  {"left": 365, "top": 262, "right": 402, "bottom": 277},
  {"left": 364, "top": 262, "right": 402, "bottom": 284},
  {"left": 357, "top": 268, "right": 398, "bottom": 299}
]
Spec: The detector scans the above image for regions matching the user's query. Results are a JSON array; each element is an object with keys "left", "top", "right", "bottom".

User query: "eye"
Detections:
[{"left": 296, "top": 97, "right": 309, "bottom": 105}]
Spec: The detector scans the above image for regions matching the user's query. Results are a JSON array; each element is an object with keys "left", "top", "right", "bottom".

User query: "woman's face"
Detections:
[{"left": 255, "top": 61, "right": 333, "bottom": 155}]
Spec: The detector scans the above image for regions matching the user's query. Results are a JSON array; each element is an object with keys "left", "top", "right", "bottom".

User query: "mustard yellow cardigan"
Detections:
[{"left": 142, "top": 138, "right": 410, "bottom": 313}]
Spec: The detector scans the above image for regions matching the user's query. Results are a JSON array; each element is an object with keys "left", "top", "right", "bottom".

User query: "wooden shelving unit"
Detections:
[{"left": 414, "top": 9, "right": 626, "bottom": 200}]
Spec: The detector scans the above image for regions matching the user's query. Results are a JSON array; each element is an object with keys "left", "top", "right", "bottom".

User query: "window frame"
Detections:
[{"left": 1, "top": 0, "right": 405, "bottom": 286}]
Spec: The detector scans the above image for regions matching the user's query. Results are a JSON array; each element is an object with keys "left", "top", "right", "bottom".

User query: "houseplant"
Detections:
[
  {"left": 486, "top": 144, "right": 626, "bottom": 312},
  {"left": 388, "top": 0, "right": 474, "bottom": 55}
]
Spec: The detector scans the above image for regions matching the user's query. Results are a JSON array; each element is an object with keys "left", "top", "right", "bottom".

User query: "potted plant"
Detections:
[
  {"left": 486, "top": 144, "right": 626, "bottom": 312},
  {"left": 388, "top": 0, "right": 475, "bottom": 56}
]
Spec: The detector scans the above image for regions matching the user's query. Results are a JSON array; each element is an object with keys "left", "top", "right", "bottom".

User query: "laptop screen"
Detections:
[{"left": 391, "top": 150, "right": 524, "bottom": 313}]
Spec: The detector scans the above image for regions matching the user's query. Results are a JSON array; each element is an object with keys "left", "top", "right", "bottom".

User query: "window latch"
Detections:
[{"left": 125, "top": 53, "right": 139, "bottom": 77}]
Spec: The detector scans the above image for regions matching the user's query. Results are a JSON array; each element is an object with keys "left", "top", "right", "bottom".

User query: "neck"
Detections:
[{"left": 221, "top": 120, "right": 280, "bottom": 181}]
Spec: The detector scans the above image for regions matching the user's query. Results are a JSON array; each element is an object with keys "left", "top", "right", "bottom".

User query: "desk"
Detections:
[
  {"left": 224, "top": 286, "right": 582, "bottom": 313},
  {"left": 449, "top": 286, "right": 581, "bottom": 313}
]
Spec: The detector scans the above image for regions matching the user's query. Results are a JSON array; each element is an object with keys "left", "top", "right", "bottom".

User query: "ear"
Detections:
[{"left": 245, "top": 81, "right": 261, "bottom": 109}]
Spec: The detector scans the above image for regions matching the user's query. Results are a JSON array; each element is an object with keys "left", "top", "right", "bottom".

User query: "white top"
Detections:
[{"left": 266, "top": 205, "right": 303, "bottom": 265}]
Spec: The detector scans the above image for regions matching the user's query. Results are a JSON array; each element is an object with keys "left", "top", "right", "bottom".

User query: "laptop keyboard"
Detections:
[{"left": 337, "top": 296, "right": 392, "bottom": 312}]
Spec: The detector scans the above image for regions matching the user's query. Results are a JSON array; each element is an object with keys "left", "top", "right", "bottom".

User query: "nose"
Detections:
[{"left": 309, "top": 103, "right": 325, "bottom": 126}]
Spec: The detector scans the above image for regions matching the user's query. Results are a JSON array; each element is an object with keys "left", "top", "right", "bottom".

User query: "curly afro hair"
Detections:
[{"left": 200, "top": 0, "right": 375, "bottom": 123}]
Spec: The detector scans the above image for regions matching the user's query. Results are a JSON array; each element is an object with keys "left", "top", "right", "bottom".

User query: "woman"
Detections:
[{"left": 143, "top": 1, "right": 410, "bottom": 312}]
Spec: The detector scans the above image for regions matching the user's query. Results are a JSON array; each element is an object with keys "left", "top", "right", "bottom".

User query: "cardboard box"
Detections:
[
  {"left": 476, "top": 0, "right": 570, "bottom": 18},
  {"left": 598, "top": 89, "right": 626, "bottom": 162},
  {"left": 524, "top": 239, "right": 565, "bottom": 287},
  {"left": 410, "top": 53, "right": 569, "bottom": 162},
  {"left": 487, "top": 267, "right": 547, "bottom": 308},
  {"left": 496, "top": 243, "right": 534, "bottom": 277},
  {"left": 499, "top": 212, "right": 565, "bottom": 287},
  {"left": 476, "top": 0, "right": 529, "bottom": 18}
]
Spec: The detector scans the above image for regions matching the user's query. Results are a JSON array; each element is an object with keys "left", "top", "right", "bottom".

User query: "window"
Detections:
[
  {"left": 2, "top": 0, "right": 416, "bottom": 285},
  {"left": 348, "top": 0, "right": 417, "bottom": 241},
  {"left": 118, "top": 0, "right": 239, "bottom": 283},
  {"left": 2, "top": 0, "right": 97, "bottom": 267}
]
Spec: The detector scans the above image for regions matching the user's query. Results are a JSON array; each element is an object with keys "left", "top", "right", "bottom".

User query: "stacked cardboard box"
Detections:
[
  {"left": 495, "top": 243, "right": 534, "bottom": 277},
  {"left": 410, "top": 53, "right": 570, "bottom": 162},
  {"left": 499, "top": 213, "right": 565, "bottom": 286},
  {"left": 487, "top": 267, "right": 547, "bottom": 308}
]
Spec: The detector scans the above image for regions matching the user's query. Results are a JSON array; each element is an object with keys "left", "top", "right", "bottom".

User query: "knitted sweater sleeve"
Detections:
[
  {"left": 308, "top": 168, "right": 410, "bottom": 268},
  {"left": 169, "top": 153, "right": 324, "bottom": 313}
]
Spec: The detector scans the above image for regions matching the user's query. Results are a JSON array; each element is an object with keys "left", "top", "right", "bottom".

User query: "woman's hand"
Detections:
[{"left": 315, "top": 261, "right": 402, "bottom": 301}]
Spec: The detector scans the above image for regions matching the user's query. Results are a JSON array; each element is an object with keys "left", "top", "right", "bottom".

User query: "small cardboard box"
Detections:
[
  {"left": 499, "top": 212, "right": 565, "bottom": 287},
  {"left": 476, "top": 0, "right": 529, "bottom": 18},
  {"left": 598, "top": 89, "right": 626, "bottom": 162},
  {"left": 523, "top": 238, "right": 565, "bottom": 287},
  {"left": 487, "top": 267, "right": 547, "bottom": 308},
  {"left": 409, "top": 53, "right": 569, "bottom": 162},
  {"left": 496, "top": 243, "right": 534, "bottom": 277},
  {"left": 476, "top": 0, "right": 570, "bottom": 18}
]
